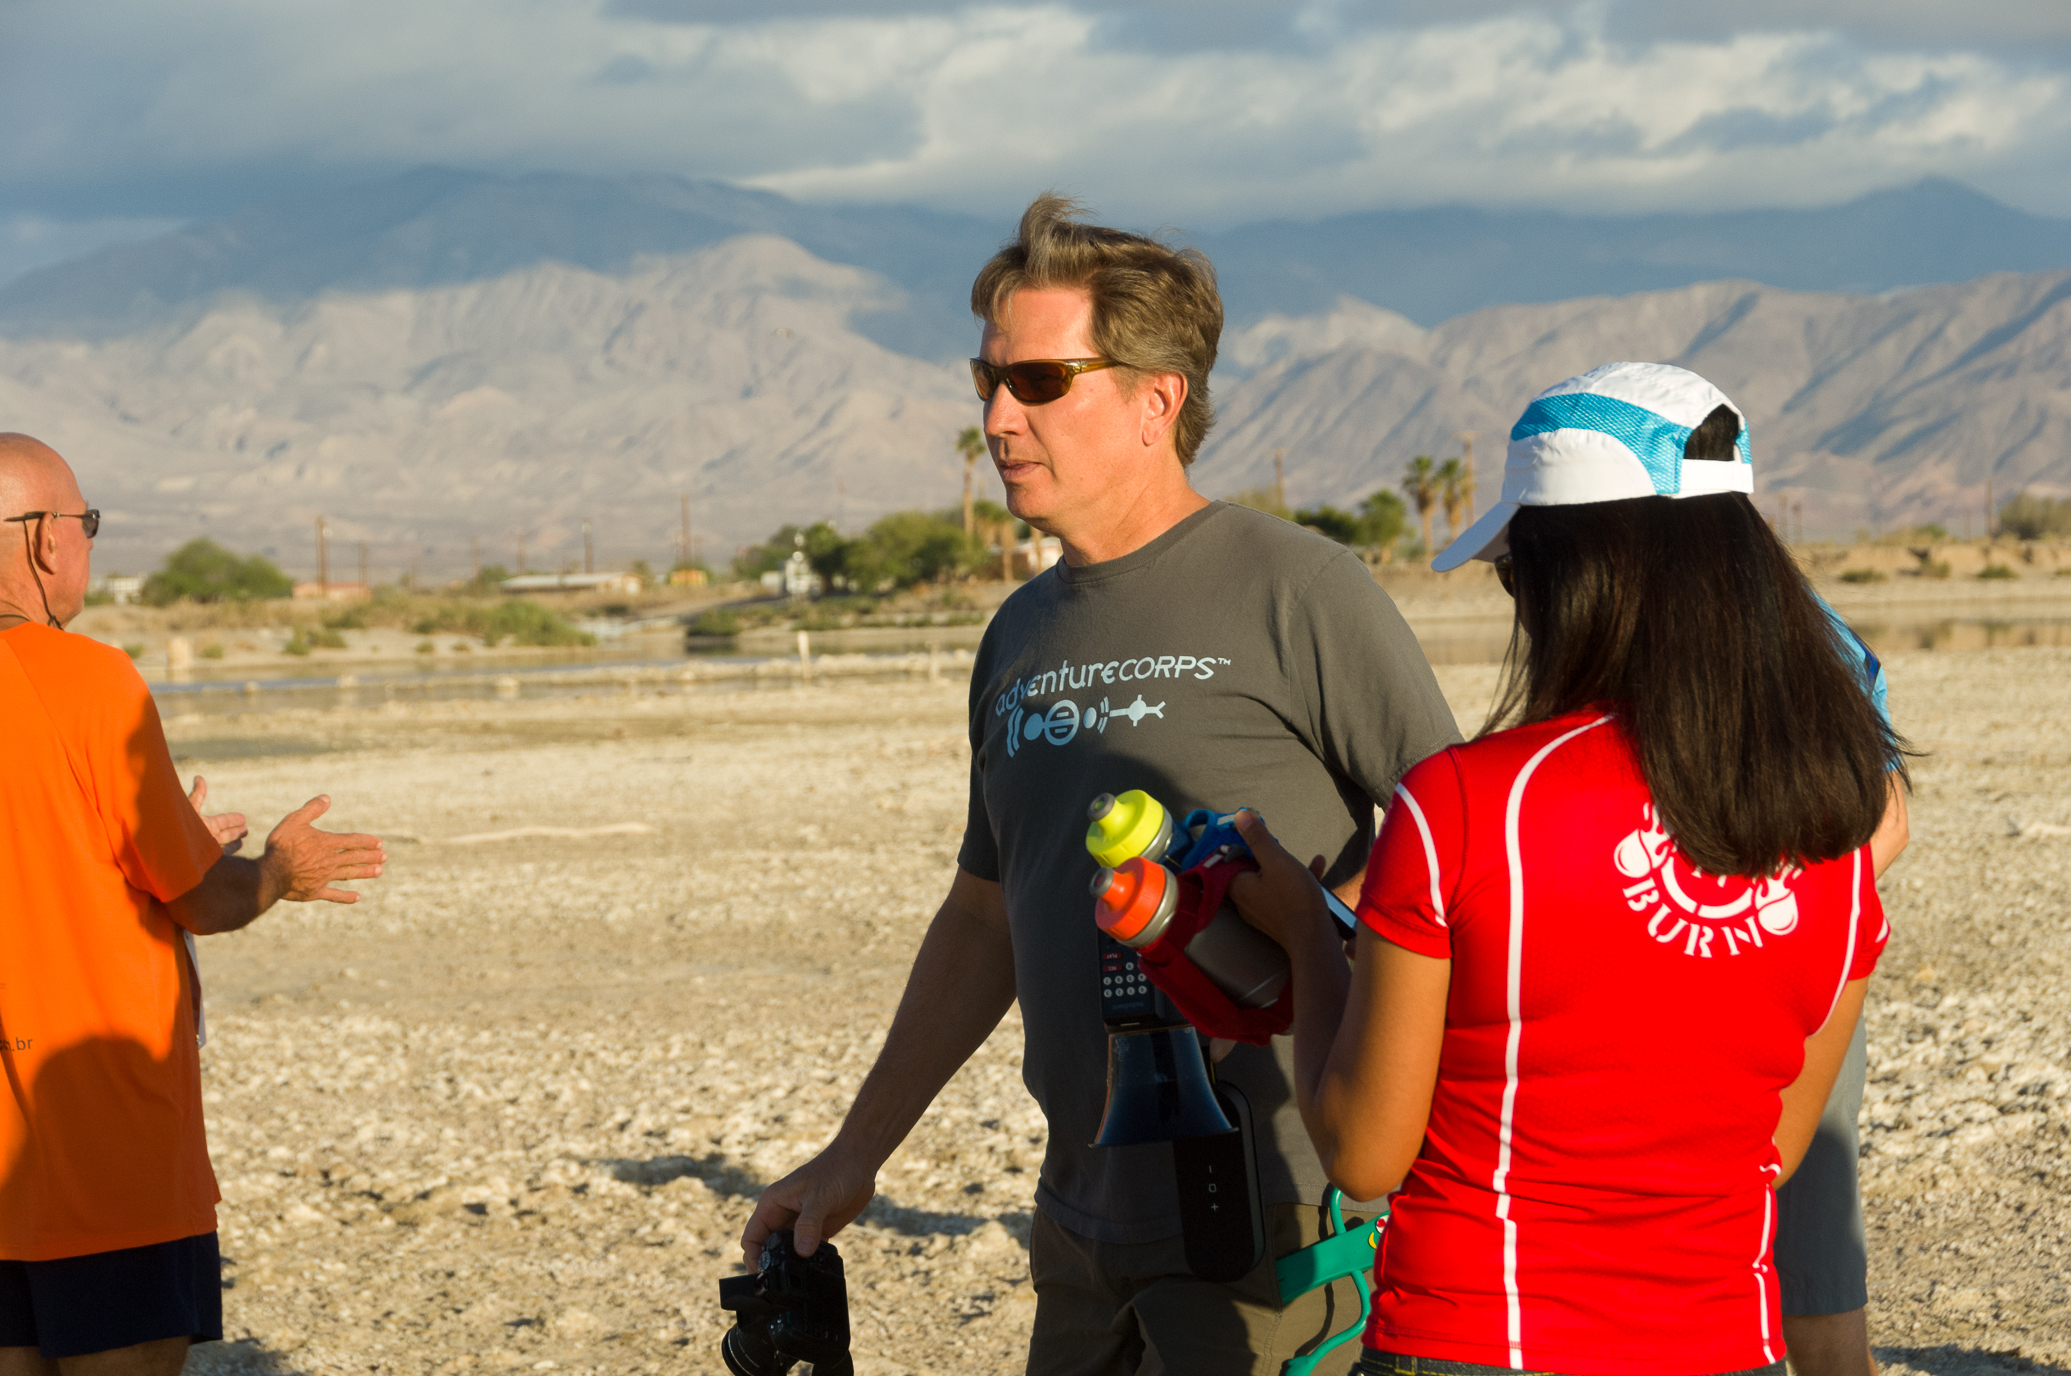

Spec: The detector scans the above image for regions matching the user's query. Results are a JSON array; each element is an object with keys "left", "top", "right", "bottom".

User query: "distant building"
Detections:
[
  {"left": 1017, "top": 536, "right": 1063, "bottom": 576},
  {"left": 498, "top": 572, "right": 642, "bottom": 595},
  {"left": 758, "top": 551, "right": 821, "bottom": 597},
  {"left": 668, "top": 568, "right": 708, "bottom": 587},
  {"left": 91, "top": 574, "right": 143, "bottom": 605},
  {"left": 292, "top": 581, "right": 371, "bottom": 602}
]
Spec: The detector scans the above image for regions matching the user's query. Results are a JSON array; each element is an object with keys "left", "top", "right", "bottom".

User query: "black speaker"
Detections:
[
  {"left": 1092, "top": 1025, "right": 1236, "bottom": 1146},
  {"left": 1173, "top": 1082, "right": 1265, "bottom": 1282}
]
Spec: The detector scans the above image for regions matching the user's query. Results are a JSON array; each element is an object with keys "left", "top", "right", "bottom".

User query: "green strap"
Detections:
[{"left": 1275, "top": 1188, "right": 1380, "bottom": 1376}]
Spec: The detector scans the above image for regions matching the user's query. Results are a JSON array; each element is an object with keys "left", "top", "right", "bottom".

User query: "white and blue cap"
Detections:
[{"left": 1432, "top": 361, "right": 1753, "bottom": 572}]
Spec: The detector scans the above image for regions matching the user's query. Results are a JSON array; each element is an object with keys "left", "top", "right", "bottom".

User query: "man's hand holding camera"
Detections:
[{"left": 740, "top": 1142, "right": 878, "bottom": 1266}]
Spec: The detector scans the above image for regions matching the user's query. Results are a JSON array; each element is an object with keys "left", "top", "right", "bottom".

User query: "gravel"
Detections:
[{"left": 158, "top": 651, "right": 2071, "bottom": 1376}]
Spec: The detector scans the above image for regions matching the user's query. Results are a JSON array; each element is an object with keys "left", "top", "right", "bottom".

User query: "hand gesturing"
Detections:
[{"left": 187, "top": 775, "right": 250, "bottom": 855}]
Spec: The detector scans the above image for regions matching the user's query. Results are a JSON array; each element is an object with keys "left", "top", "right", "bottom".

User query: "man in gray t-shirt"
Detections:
[
  {"left": 743, "top": 195, "right": 1458, "bottom": 1376},
  {"left": 959, "top": 499, "right": 1454, "bottom": 1244}
]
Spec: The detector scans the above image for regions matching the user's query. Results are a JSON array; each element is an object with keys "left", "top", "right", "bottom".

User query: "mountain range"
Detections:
[{"left": 2, "top": 170, "right": 2070, "bottom": 575}]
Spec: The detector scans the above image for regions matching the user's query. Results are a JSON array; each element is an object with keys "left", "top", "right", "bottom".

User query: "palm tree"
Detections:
[
  {"left": 956, "top": 426, "right": 986, "bottom": 536},
  {"left": 1402, "top": 456, "right": 1439, "bottom": 554},
  {"left": 973, "top": 499, "right": 1018, "bottom": 583},
  {"left": 1457, "top": 431, "right": 1478, "bottom": 525},
  {"left": 1437, "top": 457, "right": 1466, "bottom": 545}
]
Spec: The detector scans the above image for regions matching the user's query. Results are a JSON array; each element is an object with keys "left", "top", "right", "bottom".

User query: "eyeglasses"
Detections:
[
  {"left": 969, "top": 357, "right": 1121, "bottom": 406},
  {"left": 4, "top": 509, "right": 100, "bottom": 539},
  {"left": 1493, "top": 554, "right": 1514, "bottom": 597}
]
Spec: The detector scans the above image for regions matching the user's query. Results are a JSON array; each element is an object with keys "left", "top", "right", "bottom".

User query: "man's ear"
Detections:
[
  {"left": 31, "top": 515, "right": 60, "bottom": 574},
  {"left": 1138, "top": 371, "right": 1188, "bottom": 451}
]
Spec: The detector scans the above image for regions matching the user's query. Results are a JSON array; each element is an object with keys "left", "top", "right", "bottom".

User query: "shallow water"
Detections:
[
  {"left": 1403, "top": 612, "right": 2071, "bottom": 669},
  {"left": 141, "top": 613, "right": 2071, "bottom": 719}
]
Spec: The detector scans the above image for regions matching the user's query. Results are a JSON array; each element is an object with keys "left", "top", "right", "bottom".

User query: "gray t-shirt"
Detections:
[{"left": 958, "top": 501, "right": 1461, "bottom": 1244}]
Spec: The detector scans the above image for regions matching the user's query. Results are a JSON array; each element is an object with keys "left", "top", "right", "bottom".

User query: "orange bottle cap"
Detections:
[{"left": 1092, "top": 857, "right": 1170, "bottom": 943}]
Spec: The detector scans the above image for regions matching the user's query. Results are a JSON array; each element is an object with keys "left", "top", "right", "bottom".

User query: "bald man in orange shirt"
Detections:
[{"left": 0, "top": 434, "right": 387, "bottom": 1376}]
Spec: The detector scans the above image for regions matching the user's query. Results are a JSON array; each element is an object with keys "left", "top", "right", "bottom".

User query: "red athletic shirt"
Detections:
[{"left": 1357, "top": 710, "right": 1886, "bottom": 1376}]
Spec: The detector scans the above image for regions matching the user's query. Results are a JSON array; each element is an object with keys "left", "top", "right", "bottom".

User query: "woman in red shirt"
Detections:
[{"left": 1232, "top": 362, "right": 1908, "bottom": 1376}]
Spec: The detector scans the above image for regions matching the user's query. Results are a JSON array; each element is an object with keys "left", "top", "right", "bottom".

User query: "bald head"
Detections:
[
  {"left": 0, "top": 434, "right": 81, "bottom": 515},
  {"left": 0, "top": 434, "right": 92, "bottom": 628}
]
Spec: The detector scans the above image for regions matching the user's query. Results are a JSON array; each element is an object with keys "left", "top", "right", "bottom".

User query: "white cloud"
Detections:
[{"left": 3, "top": 0, "right": 2069, "bottom": 238}]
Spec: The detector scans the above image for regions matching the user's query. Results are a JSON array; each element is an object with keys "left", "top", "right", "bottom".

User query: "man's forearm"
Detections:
[
  {"left": 829, "top": 882, "right": 1016, "bottom": 1168},
  {"left": 166, "top": 854, "right": 283, "bottom": 936}
]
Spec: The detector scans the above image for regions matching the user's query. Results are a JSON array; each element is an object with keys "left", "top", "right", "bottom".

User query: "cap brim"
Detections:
[{"left": 1432, "top": 502, "right": 1517, "bottom": 573}]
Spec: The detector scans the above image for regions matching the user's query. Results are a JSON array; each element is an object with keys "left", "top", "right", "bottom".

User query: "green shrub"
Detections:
[
  {"left": 281, "top": 631, "right": 311, "bottom": 656},
  {"left": 1979, "top": 563, "right": 2017, "bottom": 580},
  {"left": 122, "top": 642, "right": 145, "bottom": 659},
  {"left": 466, "top": 564, "right": 512, "bottom": 595},
  {"left": 691, "top": 608, "right": 741, "bottom": 636},
  {"left": 477, "top": 601, "right": 594, "bottom": 648},
  {"left": 323, "top": 606, "right": 368, "bottom": 630},
  {"left": 199, "top": 642, "right": 226, "bottom": 659},
  {"left": 416, "top": 639, "right": 436, "bottom": 654},
  {"left": 1839, "top": 568, "right": 1886, "bottom": 584},
  {"left": 309, "top": 627, "right": 348, "bottom": 648},
  {"left": 1923, "top": 560, "right": 1952, "bottom": 580},
  {"left": 843, "top": 511, "right": 985, "bottom": 591},
  {"left": 1295, "top": 490, "right": 1409, "bottom": 550},
  {"left": 141, "top": 539, "right": 293, "bottom": 605}
]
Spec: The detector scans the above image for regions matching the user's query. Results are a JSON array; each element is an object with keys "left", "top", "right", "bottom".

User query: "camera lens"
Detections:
[{"left": 720, "top": 1323, "right": 792, "bottom": 1376}]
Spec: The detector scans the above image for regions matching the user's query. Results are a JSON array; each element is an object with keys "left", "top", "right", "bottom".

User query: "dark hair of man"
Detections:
[
  {"left": 1486, "top": 404, "right": 1907, "bottom": 878},
  {"left": 971, "top": 193, "right": 1222, "bottom": 465}
]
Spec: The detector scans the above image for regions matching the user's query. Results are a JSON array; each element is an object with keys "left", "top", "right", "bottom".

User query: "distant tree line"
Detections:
[
  {"left": 1998, "top": 492, "right": 2071, "bottom": 541},
  {"left": 735, "top": 506, "right": 1026, "bottom": 592},
  {"left": 1226, "top": 486, "right": 1411, "bottom": 554}
]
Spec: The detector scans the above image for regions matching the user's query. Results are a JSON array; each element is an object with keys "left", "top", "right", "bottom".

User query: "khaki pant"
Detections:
[{"left": 1027, "top": 1204, "right": 1366, "bottom": 1376}]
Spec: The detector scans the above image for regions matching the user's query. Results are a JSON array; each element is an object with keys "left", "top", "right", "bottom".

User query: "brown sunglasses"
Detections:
[
  {"left": 969, "top": 357, "right": 1121, "bottom": 405},
  {"left": 5, "top": 509, "right": 100, "bottom": 539}
]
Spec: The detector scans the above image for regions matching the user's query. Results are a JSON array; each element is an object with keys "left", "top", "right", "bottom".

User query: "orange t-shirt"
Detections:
[{"left": 0, "top": 624, "right": 225, "bottom": 1259}]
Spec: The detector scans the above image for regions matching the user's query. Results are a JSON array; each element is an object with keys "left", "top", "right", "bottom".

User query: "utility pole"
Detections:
[
  {"left": 471, "top": 536, "right": 481, "bottom": 580},
  {"left": 680, "top": 493, "right": 691, "bottom": 570},
  {"left": 1986, "top": 476, "right": 1995, "bottom": 541},
  {"left": 1793, "top": 501, "right": 1804, "bottom": 546},
  {"left": 517, "top": 534, "right": 526, "bottom": 575},
  {"left": 583, "top": 518, "right": 594, "bottom": 574},
  {"left": 1273, "top": 451, "right": 1286, "bottom": 511},
  {"left": 357, "top": 542, "right": 369, "bottom": 589},
  {"left": 315, "top": 516, "right": 330, "bottom": 594}
]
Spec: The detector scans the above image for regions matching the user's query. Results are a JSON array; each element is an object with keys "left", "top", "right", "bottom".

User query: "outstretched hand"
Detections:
[
  {"left": 187, "top": 775, "right": 249, "bottom": 854},
  {"left": 261, "top": 796, "right": 386, "bottom": 905},
  {"left": 741, "top": 1146, "right": 878, "bottom": 1266},
  {"left": 1226, "top": 809, "right": 1334, "bottom": 951}
]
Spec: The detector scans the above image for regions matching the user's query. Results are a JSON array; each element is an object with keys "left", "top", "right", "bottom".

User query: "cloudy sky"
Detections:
[{"left": 4, "top": 0, "right": 2070, "bottom": 284}]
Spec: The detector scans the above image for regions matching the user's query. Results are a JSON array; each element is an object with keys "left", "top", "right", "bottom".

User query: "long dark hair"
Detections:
[{"left": 1488, "top": 409, "right": 1906, "bottom": 877}]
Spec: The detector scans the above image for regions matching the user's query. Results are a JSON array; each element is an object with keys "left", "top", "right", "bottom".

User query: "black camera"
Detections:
[{"left": 718, "top": 1229, "right": 853, "bottom": 1376}]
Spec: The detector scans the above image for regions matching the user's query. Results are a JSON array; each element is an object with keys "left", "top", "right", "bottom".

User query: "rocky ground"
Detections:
[{"left": 160, "top": 649, "right": 2071, "bottom": 1376}]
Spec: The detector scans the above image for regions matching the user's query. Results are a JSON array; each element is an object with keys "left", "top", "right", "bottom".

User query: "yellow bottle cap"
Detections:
[{"left": 1086, "top": 789, "right": 1168, "bottom": 869}]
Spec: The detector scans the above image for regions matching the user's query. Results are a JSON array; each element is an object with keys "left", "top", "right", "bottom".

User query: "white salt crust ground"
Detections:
[{"left": 160, "top": 652, "right": 2071, "bottom": 1376}]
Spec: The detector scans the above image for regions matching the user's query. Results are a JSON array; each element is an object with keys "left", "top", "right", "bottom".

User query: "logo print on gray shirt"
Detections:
[{"left": 1006, "top": 694, "right": 1168, "bottom": 756}]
